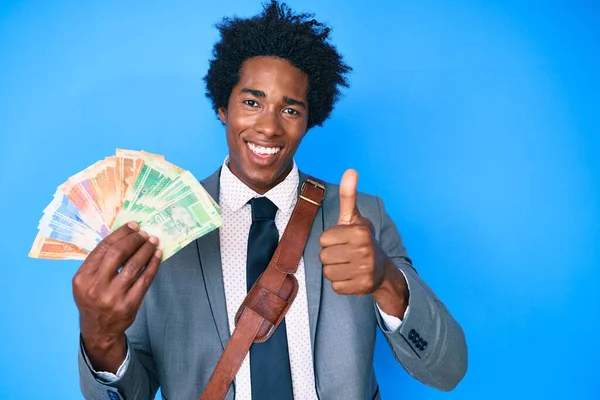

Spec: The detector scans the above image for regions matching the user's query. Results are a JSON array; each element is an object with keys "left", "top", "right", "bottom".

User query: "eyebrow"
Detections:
[
  {"left": 240, "top": 88, "right": 266, "bottom": 98},
  {"left": 240, "top": 88, "right": 306, "bottom": 109},
  {"left": 283, "top": 96, "right": 306, "bottom": 109}
]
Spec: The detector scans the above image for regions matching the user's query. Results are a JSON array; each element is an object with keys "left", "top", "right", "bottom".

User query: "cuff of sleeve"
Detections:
[
  {"left": 392, "top": 260, "right": 439, "bottom": 358},
  {"left": 375, "top": 268, "right": 410, "bottom": 332},
  {"left": 377, "top": 304, "right": 409, "bottom": 331},
  {"left": 80, "top": 337, "right": 131, "bottom": 383}
]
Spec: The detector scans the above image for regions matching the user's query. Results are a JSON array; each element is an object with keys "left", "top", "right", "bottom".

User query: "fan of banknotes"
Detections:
[{"left": 28, "top": 149, "right": 222, "bottom": 261}]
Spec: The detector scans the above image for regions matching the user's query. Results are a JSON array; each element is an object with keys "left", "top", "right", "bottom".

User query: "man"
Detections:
[{"left": 73, "top": 1, "right": 468, "bottom": 399}]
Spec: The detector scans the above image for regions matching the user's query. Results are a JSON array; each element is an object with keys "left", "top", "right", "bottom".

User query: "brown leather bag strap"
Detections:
[{"left": 199, "top": 176, "right": 326, "bottom": 400}]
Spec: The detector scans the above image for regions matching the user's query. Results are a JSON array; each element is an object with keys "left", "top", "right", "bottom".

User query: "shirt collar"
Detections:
[{"left": 219, "top": 156, "right": 299, "bottom": 215}]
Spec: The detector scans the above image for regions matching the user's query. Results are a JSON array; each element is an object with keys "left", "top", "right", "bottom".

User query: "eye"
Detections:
[
  {"left": 283, "top": 108, "right": 299, "bottom": 116},
  {"left": 243, "top": 99, "right": 259, "bottom": 107}
]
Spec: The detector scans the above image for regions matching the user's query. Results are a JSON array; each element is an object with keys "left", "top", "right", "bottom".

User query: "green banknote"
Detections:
[
  {"left": 138, "top": 171, "right": 222, "bottom": 260},
  {"left": 113, "top": 156, "right": 180, "bottom": 229}
]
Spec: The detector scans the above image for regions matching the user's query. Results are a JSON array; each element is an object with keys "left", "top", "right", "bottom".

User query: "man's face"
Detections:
[{"left": 219, "top": 56, "right": 309, "bottom": 194}]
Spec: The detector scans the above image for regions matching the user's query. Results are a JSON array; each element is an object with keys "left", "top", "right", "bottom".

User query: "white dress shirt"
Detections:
[
  {"left": 86, "top": 158, "right": 404, "bottom": 399},
  {"left": 219, "top": 159, "right": 317, "bottom": 400}
]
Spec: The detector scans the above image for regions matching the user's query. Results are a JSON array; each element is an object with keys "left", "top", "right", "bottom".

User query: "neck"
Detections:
[{"left": 228, "top": 161, "right": 294, "bottom": 195}]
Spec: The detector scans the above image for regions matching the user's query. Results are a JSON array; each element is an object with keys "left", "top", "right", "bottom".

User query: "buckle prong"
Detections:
[{"left": 300, "top": 177, "right": 325, "bottom": 206}]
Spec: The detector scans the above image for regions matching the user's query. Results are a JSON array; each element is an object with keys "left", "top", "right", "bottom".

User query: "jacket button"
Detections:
[
  {"left": 412, "top": 331, "right": 420, "bottom": 343},
  {"left": 107, "top": 390, "right": 121, "bottom": 400}
]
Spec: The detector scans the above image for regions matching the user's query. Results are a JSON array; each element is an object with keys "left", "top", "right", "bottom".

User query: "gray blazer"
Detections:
[{"left": 78, "top": 168, "right": 468, "bottom": 400}]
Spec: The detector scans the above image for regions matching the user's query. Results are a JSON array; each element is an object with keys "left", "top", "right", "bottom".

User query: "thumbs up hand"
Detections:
[{"left": 319, "top": 169, "right": 389, "bottom": 296}]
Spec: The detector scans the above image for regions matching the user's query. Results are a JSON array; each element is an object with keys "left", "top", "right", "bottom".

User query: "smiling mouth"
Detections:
[{"left": 246, "top": 141, "right": 282, "bottom": 157}]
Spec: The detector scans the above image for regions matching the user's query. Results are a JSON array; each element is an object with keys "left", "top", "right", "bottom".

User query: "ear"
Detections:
[{"left": 218, "top": 107, "right": 227, "bottom": 124}]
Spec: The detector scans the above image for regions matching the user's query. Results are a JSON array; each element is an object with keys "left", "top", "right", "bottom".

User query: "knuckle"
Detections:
[
  {"left": 72, "top": 273, "right": 84, "bottom": 290},
  {"left": 106, "top": 246, "right": 126, "bottom": 263},
  {"left": 123, "top": 260, "right": 143, "bottom": 278},
  {"left": 128, "top": 258, "right": 142, "bottom": 270},
  {"left": 357, "top": 245, "right": 371, "bottom": 257},
  {"left": 349, "top": 226, "right": 366, "bottom": 242},
  {"left": 351, "top": 225, "right": 362, "bottom": 234},
  {"left": 119, "top": 266, "right": 133, "bottom": 280},
  {"left": 85, "top": 284, "right": 100, "bottom": 301},
  {"left": 97, "top": 293, "right": 116, "bottom": 311},
  {"left": 318, "top": 233, "right": 328, "bottom": 247},
  {"left": 356, "top": 225, "right": 371, "bottom": 237},
  {"left": 331, "top": 281, "right": 341, "bottom": 293},
  {"left": 358, "top": 262, "right": 370, "bottom": 272},
  {"left": 318, "top": 249, "right": 327, "bottom": 264},
  {"left": 96, "top": 298, "right": 110, "bottom": 311},
  {"left": 94, "top": 241, "right": 111, "bottom": 254}
]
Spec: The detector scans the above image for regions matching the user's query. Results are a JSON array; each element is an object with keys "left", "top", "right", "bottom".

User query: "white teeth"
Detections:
[{"left": 247, "top": 142, "right": 281, "bottom": 155}]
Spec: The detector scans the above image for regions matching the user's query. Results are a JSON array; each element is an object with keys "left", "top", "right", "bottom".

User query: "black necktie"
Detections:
[{"left": 246, "top": 197, "right": 294, "bottom": 399}]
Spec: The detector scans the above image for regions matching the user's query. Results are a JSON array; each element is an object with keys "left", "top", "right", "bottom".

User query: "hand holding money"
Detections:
[
  {"left": 72, "top": 222, "right": 162, "bottom": 373},
  {"left": 28, "top": 149, "right": 223, "bottom": 371}
]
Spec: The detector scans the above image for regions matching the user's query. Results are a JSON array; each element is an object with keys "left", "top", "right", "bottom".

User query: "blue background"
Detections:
[{"left": 0, "top": 0, "right": 598, "bottom": 399}]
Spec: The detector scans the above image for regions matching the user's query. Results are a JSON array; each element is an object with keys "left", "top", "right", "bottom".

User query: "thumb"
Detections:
[{"left": 338, "top": 169, "right": 360, "bottom": 225}]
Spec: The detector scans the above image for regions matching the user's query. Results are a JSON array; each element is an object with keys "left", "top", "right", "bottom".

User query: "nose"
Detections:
[{"left": 253, "top": 108, "right": 282, "bottom": 138}]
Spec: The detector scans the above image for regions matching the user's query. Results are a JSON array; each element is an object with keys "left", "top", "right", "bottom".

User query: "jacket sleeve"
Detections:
[
  {"left": 78, "top": 301, "right": 160, "bottom": 399},
  {"left": 372, "top": 196, "right": 468, "bottom": 391}
]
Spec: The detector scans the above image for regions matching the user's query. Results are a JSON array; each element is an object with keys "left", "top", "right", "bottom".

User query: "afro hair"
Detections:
[{"left": 204, "top": 0, "right": 352, "bottom": 129}]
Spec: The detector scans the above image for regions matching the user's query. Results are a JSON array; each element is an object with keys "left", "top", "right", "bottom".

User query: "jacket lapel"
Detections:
[
  {"left": 298, "top": 171, "right": 325, "bottom": 353},
  {"left": 197, "top": 167, "right": 231, "bottom": 350}
]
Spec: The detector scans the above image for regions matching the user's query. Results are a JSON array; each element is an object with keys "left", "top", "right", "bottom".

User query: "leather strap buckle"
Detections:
[{"left": 300, "top": 176, "right": 325, "bottom": 206}]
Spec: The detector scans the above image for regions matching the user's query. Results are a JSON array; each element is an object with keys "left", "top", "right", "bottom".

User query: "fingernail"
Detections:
[
  {"left": 154, "top": 249, "right": 162, "bottom": 259},
  {"left": 138, "top": 230, "right": 149, "bottom": 239},
  {"left": 149, "top": 236, "right": 159, "bottom": 244},
  {"left": 127, "top": 222, "right": 139, "bottom": 230}
]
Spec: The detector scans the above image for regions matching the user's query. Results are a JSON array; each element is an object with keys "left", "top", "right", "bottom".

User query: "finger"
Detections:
[
  {"left": 98, "top": 230, "right": 150, "bottom": 281},
  {"left": 331, "top": 280, "right": 360, "bottom": 295},
  {"left": 125, "top": 249, "right": 162, "bottom": 307},
  {"left": 77, "top": 222, "right": 141, "bottom": 274},
  {"left": 338, "top": 169, "right": 360, "bottom": 225},
  {"left": 319, "top": 225, "right": 354, "bottom": 248},
  {"left": 319, "top": 244, "right": 352, "bottom": 265},
  {"left": 323, "top": 264, "right": 357, "bottom": 283},
  {"left": 113, "top": 236, "right": 160, "bottom": 290},
  {"left": 100, "top": 222, "right": 141, "bottom": 247}
]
